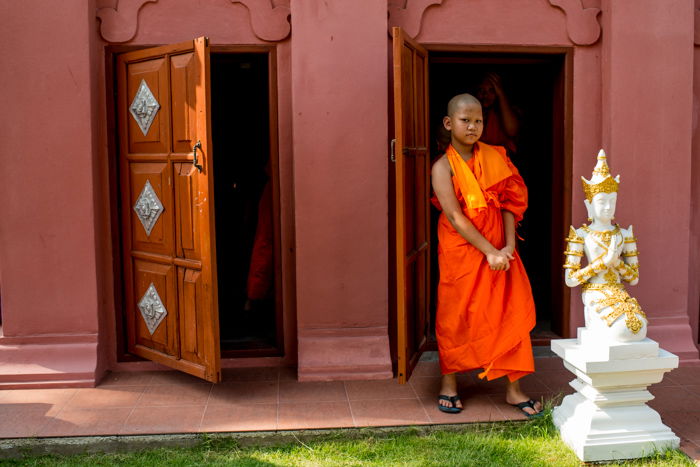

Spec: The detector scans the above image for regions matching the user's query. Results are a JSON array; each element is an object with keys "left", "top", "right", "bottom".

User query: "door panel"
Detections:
[
  {"left": 178, "top": 268, "right": 203, "bottom": 360},
  {"left": 174, "top": 163, "right": 199, "bottom": 260},
  {"left": 132, "top": 259, "right": 178, "bottom": 355},
  {"left": 393, "top": 27, "right": 431, "bottom": 383},
  {"left": 118, "top": 38, "right": 221, "bottom": 383},
  {"left": 129, "top": 163, "right": 173, "bottom": 255},
  {"left": 170, "top": 52, "right": 198, "bottom": 154},
  {"left": 127, "top": 58, "right": 170, "bottom": 153}
]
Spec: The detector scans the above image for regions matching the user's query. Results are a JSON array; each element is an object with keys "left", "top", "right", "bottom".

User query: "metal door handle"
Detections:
[
  {"left": 390, "top": 139, "right": 396, "bottom": 162},
  {"left": 192, "top": 140, "right": 203, "bottom": 172}
]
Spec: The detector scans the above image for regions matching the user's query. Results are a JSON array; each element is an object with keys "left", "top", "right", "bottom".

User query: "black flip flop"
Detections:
[
  {"left": 437, "top": 394, "right": 462, "bottom": 413},
  {"left": 509, "top": 399, "right": 543, "bottom": 418}
]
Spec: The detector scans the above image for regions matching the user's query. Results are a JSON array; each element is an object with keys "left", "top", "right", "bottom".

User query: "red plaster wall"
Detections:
[
  {"left": 418, "top": 0, "right": 570, "bottom": 45},
  {"left": 91, "top": 0, "right": 113, "bottom": 380},
  {"left": 689, "top": 9, "right": 700, "bottom": 348},
  {"left": 0, "top": 0, "right": 100, "bottom": 338},
  {"left": 601, "top": 0, "right": 698, "bottom": 359},
  {"left": 291, "top": 1, "right": 392, "bottom": 380},
  {"left": 0, "top": 0, "right": 101, "bottom": 386},
  {"left": 1, "top": 0, "right": 697, "bottom": 388},
  {"left": 132, "top": 0, "right": 259, "bottom": 44},
  {"left": 291, "top": 2, "right": 389, "bottom": 329}
]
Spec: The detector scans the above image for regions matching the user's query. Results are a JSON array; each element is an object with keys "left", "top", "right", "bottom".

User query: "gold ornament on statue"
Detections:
[{"left": 581, "top": 151, "right": 620, "bottom": 202}]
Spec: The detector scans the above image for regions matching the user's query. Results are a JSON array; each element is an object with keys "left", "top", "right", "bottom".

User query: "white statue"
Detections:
[{"left": 563, "top": 150, "right": 647, "bottom": 342}]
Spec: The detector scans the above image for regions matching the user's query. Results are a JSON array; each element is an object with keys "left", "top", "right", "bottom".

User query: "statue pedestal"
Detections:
[{"left": 551, "top": 330, "right": 679, "bottom": 462}]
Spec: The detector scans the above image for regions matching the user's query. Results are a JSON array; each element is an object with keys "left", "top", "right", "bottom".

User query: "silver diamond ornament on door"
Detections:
[{"left": 129, "top": 79, "right": 160, "bottom": 136}]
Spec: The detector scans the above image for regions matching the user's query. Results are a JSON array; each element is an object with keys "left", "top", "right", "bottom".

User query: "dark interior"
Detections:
[
  {"left": 427, "top": 52, "right": 565, "bottom": 344},
  {"left": 210, "top": 52, "right": 277, "bottom": 352}
]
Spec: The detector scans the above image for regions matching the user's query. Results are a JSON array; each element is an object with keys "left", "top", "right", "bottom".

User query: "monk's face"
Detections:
[
  {"left": 476, "top": 81, "right": 496, "bottom": 109},
  {"left": 444, "top": 102, "right": 483, "bottom": 148}
]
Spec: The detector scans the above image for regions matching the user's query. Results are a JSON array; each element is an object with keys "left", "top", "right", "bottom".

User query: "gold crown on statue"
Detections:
[{"left": 581, "top": 149, "right": 620, "bottom": 202}]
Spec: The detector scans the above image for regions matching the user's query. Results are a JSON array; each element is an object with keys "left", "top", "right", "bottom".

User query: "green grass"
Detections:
[{"left": 0, "top": 411, "right": 693, "bottom": 466}]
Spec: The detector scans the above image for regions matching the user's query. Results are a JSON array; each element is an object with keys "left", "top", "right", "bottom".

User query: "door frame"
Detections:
[
  {"left": 389, "top": 42, "right": 574, "bottom": 377},
  {"left": 106, "top": 44, "right": 286, "bottom": 363},
  {"left": 392, "top": 28, "right": 432, "bottom": 383},
  {"left": 424, "top": 43, "right": 574, "bottom": 343}
]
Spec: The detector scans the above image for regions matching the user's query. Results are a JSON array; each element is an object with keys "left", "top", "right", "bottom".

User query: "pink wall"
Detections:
[
  {"left": 601, "top": 0, "right": 698, "bottom": 360},
  {"left": 418, "top": 0, "right": 570, "bottom": 45},
  {"left": 0, "top": 0, "right": 697, "bottom": 389},
  {"left": 690, "top": 1, "right": 700, "bottom": 349},
  {"left": 291, "top": 0, "right": 392, "bottom": 380},
  {"left": 0, "top": 0, "right": 101, "bottom": 386}
]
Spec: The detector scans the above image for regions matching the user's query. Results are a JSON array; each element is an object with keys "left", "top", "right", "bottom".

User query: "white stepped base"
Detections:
[
  {"left": 553, "top": 393, "right": 679, "bottom": 462},
  {"left": 551, "top": 333, "right": 679, "bottom": 462}
]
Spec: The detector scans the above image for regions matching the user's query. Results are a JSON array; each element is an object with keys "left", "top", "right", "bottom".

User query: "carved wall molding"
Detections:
[
  {"left": 388, "top": 0, "right": 443, "bottom": 38},
  {"left": 97, "top": 0, "right": 290, "bottom": 43},
  {"left": 388, "top": 0, "right": 600, "bottom": 45},
  {"left": 548, "top": 0, "right": 602, "bottom": 46},
  {"left": 230, "top": 0, "right": 290, "bottom": 42},
  {"left": 97, "top": 0, "right": 157, "bottom": 43}
]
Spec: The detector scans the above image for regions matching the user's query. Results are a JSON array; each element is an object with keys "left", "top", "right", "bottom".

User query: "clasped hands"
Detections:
[
  {"left": 601, "top": 236, "right": 623, "bottom": 269},
  {"left": 591, "top": 236, "right": 623, "bottom": 272},
  {"left": 486, "top": 245, "right": 515, "bottom": 271}
]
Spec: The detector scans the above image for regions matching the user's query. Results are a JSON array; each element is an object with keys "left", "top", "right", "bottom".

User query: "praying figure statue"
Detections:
[{"left": 563, "top": 150, "right": 647, "bottom": 342}]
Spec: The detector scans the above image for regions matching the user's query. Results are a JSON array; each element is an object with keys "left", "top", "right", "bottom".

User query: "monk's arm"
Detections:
[
  {"left": 490, "top": 74, "right": 520, "bottom": 138},
  {"left": 497, "top": 93, "right": 520, "bottom": 139},
  {"left": 431, "top": 158, "right": 509, "bottom": 270},
  {"left": 501, "top": 210, "right": 516, "bottom": 254}
]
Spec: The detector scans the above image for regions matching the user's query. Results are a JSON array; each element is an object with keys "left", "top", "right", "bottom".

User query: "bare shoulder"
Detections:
[{"left": 431, "top": 154, "right": 451, "bottom": 178}]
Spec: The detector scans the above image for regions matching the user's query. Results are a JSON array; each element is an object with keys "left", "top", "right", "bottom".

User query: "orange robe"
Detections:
[
  {"left": 433, "top": 142, "right": 535, "bottom": 382},
  {"left": 246, "top": 180, "right": 274, "bottom": 301}
]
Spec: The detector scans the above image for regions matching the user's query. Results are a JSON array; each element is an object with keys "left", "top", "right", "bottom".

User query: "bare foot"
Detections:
[
  {"left": 505, "top": 379, "right": 542, "bottom": 416},
  {"left": 438, "top": 373, "right": 463, "bottom": 410}
]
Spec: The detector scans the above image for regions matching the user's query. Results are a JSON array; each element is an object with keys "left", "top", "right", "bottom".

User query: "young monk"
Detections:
[{"left": 431, "top": 94, "right": 541, "bottom": 417}]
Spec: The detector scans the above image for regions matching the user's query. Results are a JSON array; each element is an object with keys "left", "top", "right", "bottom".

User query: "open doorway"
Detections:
[
  {"left": 390, "top": 35, "right": 572, "bottom": 382},
  {"left": 112, "top": 46, "right": 283, "bottom": 371},
  {"left": 427, "top": 51, "right": 569, "bottom": 344},
  {"left": 211, "top": 51, "right": 282, "bottom": 355}
]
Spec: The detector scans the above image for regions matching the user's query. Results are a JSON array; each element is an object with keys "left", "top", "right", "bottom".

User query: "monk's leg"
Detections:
[
  {"left": 505, "top": 379, "right": 542, "bottom": 415},
  {"left": 439, "top": 373, "right": 463, "bottom": 409}
]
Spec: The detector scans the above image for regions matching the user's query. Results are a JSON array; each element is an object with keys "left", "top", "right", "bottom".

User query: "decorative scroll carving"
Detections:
[
  {"left": 138, "top": 283, "right": 168, "bottom": 335},
  {"left": 230, "top": 0, "right": 291, "bottom": 42},
  {"left": 134, "top": 180, "right": 164, "bottom": 236},
  {"left": 548, "top": 0, "right": 601, "bottom": 46},
  {"left": 388, "top": 0, "right": 443, "bottom": 38},
  {"left": 129, "top": 80, "right": 160, "bottom": 136},
  {"left": 97, "top": 0, "right": 290, "bottom": 43},
  {"left": 97, "top": 0, "right": 158, "bottom": 43}
]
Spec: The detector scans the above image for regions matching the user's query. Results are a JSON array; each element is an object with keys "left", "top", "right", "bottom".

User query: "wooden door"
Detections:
[
  {"left": 392, "top": 28, "right": 431, "bottom": 383},
  {"left": 117, "top": 38, "right": 221, "bottom": 382}
]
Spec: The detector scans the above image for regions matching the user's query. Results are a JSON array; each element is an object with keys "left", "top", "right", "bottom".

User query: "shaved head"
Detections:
[{"left": 446, "top": 93, "right": 481, "bottom": 117}]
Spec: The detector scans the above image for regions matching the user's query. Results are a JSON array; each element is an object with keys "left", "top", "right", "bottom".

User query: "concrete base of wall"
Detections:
[
  {"left": 297, "top": 327, "right": 392, "bottom": 382},
  {"left": 648, "top": 315, "right": 700, "bottom": 362},
  {"left": 0, "top": 335, "right": 98, "bottom": 389}
]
